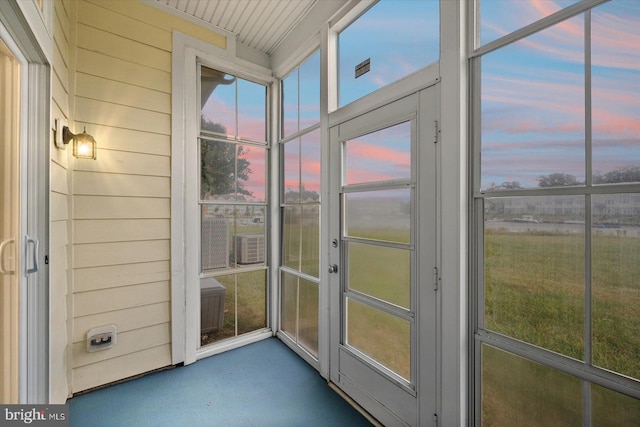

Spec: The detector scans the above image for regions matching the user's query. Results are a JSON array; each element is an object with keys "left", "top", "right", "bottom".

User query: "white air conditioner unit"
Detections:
[
  {"left": 235, "top": 234, "right": 265, "bottom": 264},
  {"left": 201, "top": 218, "right": 229, "bottom": 270}
]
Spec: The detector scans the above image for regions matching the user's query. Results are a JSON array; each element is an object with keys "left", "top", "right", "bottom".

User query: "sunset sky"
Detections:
[{"left": 201, "top": 0, "right": 639, "bottom": 195}]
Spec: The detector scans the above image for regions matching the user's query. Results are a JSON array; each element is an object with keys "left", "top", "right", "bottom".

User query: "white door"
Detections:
[
  {"left": 0, "top": 35, "right": 21, "bottom": 405},
  {"left": 329, "top": 86, "right": 438, "bottom": 426}
]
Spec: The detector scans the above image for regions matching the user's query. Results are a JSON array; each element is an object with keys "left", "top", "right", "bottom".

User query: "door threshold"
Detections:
[{"left": 328, "top": 381, "right": 383, "bottom": 427}]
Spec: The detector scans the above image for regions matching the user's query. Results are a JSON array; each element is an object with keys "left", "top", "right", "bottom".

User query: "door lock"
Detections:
[{"left": 328, "top": 264, "right": 338, "bottom": 274}]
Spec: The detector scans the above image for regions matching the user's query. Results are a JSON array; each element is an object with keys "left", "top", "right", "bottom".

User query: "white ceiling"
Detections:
[{"left": 154, "top": 0, "right": 318, "bottom": 55}]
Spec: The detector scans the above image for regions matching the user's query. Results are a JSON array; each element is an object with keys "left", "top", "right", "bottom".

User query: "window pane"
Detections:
[
  {"left": 347, "top": 242, "right": 410, "bottom": 309},
  {"left": 201, "top": 67, "right": 235, "bottom": 137},
  {"left": 346, "top": 298, "right": 410, "bottom": 381},
  {"left": 299, "top": 278, "right": 319, "bottom": 357},
  {"left": 237, "top": 144, "right": 266, "bottom": 203},
  {"left": 592, "top": 2, "right": 640, "bottom": 184},
  {"left": 345, "top": 121, "right": 411, "bottom": 185},
  {"left": 232, "top": 205, "right": 265, "bottom": 267},
  {"left": 477, "top": 1, "right": 578, "bottom": 47},
  {"left": 300, "top": 205, "right": 319, "bottom": 278},
  {"left": 299, "top": 51, "right": 320, "bottom": 130},
  {"left": 282, "top": 206, "right": 301, "bottom": 271},
  {"left": 201, "top": 273, "right": 236, "bottom": 346},
  {"left": 300, "top": 129, "right": 321, "bottom": 202},
  {"left": 281, "top": 272, "right": 297, "bottom": 339},
  {"left": 201, "top": 206, "right": 230, "bottom": 271},
  {"left": 282, "top": 69, "right": 298, "bottom": 138},
  {"left": 592, "top": 194, "right": 640, "bottom": 380},
  {"left": 200, "top": 139, "right": 237, "bottom": 201},
  {"left": 237, "top": 78, "right": 266, "bottom": 142},
  {"left": 338, "top": 0, "right": 439, "bottom": 106},
  {"left": 283, "top": 138, "right": 300, "bottom": 203},
  {"left": 481, "top": 344, "right": 583, "bottom": 426},
  {"left": 236, "top": 145, "right": 267, "bottom": 202},
  {"left": 592, "top": 383, "right": 640, "bottom": 426},
  {"left": 237, "top": 270, "right": 267, "bottom": 335},
  {"left": 481, "top": 17, "right": 585, "bottom": 191},
  {"left": 484, "top": 196, "right": 585, "bottom": 359},
  {"left": 345, "top": 189, "right": 410, "bottom": 244}
]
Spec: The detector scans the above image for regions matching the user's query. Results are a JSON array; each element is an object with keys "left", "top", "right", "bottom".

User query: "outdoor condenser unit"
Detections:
[
  {"left": 235, "top": 234, "right": 265, "bottom": 264},
  {"left": 201, "top": 218, "right": 229, "bottom": 270},
  {"left": 200, "top": 277, "right": 226, "bottom": 333}
]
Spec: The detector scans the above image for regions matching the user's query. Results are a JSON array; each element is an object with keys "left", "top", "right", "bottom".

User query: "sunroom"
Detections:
[{"left": 1, "top": 0, "right": 639, "bottom": 425}]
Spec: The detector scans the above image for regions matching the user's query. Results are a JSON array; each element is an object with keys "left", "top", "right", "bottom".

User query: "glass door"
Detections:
[
  {"left": 329, "top": 88, "right": 438, "bottom": 426},
  {"left": 0, "top": 37, "right": 21, "bottom": 404}
]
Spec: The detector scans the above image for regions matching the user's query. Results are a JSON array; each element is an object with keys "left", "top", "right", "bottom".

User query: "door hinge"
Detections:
[
  {"left": 433, "top": 267, "right": 439, "bottom": 291},
  {"left": 434, "top": 413, "right": 438, "bottom": 426},
  {"left": 434, "top": 120, "right": 439, "bottom": 143}
]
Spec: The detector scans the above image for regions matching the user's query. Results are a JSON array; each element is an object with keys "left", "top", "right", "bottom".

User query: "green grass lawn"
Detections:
[{"left": 483, "top": 229, "right": 640, "bottom": 423}]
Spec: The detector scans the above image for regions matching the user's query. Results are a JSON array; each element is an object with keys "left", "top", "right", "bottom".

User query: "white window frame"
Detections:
[{"left": 171, "top": 31, "right": 277, "bottom": 366}]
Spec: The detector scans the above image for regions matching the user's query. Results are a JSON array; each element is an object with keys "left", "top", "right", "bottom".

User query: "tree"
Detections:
[
  {"left": 537, "top": 173, "right": 579, "bottom": 187},
  {"left": 200, "top": 116, "right": 253, "bottom": 198},
  {"left": 593, "top": 165, "right": 640, "bottom": 184},
  {"left": 485, "top": 181, "right": 523, "bottom": 191}
]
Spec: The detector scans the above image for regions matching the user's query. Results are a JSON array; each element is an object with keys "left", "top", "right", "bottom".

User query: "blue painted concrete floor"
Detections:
[{"left": 69, "top": 338, "right": 373, "bottom": 426}]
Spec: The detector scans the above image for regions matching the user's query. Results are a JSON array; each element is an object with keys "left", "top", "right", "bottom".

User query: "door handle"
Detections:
[
  {"left": 0, "top": 238, "right": 16, "bottom": 275},
  {"left": 25, "top": 236, "right": 38, "bottom": 275},
  {"left": 328, "top": 264, "right": 338, "bottom": 274}
]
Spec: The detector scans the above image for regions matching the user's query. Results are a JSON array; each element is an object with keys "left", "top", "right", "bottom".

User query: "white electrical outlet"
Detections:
[{"left": 87, "top": 325, "right": 117, "bottom": 352}]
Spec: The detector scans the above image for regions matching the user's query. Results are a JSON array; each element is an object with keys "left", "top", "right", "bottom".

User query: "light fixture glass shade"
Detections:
[{"left": 73, "top": 133, "right": 97, "bottom": 160}]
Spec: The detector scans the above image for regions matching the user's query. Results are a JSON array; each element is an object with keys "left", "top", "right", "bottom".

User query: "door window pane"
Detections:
[
  {"left": 345, "top": 189, "right": 410, "bottom": 244},
  {"left": 592, "top": 194, "right": 640, "bottom": 380},
  {"left": 347, "top": 242, "right": 410, "bottom": 309},
  {"left": 484, "top": 196, "right": 585, "bottom": 359},
  {"left": 338, "top": 0, "right": 439, "bottom": 106},
  {"left": 345, "top": 121, "right": 411, "bottom": 185},
  {"left": 481, "top": 17, "right": 585, "bottom": 191},
  {"left": 592, "top": 1, "right": 640, "bottom": 184},
  {"left": 481, "top": 344, "right": 583, "bottom": 426},
  {"left": 346, "top": 298, "right": 410, "bottom": 381}
]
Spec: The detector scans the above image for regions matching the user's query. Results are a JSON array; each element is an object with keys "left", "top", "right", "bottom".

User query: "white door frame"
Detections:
[
  {"left": 327, "top": 76, "right": 440, "bottom": 426},
  {"left": 0, "top": 0, "right": 51, "bottom": 404}
]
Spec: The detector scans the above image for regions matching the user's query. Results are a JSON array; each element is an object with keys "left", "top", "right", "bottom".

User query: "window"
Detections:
[
  {"left": 473, "top": 0, "right": 640, "bottom": 423},
  {"left": 337, "top": 0, "right": 439, "bottom": 107},
  {"left": 279, "top": 52, "right": 321, "bottom": 358},
  {"left": 199, "top": 66, "right": 269, "bottom": 346}
]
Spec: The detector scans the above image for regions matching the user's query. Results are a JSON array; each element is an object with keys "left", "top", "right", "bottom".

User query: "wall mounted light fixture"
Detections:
[{"left": 54, "top": 119, "right": 97, "bottom": 160}]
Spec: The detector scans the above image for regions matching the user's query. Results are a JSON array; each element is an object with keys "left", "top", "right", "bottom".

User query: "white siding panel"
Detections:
[
  {"left": 50, "top": 162, "right": 69, "bottom": 195},
  {"left": 73, "top": 171, "right": 170, "bottom": 197},
  {"left": 72, "top": 345, "right": 171, "bottom": 392},
  {"left": 51, "top": 192, "right": 69, "bottom": 222},
  {"left": 73, "top": 302, "right": 170, "bottom": 343},
  {"left": 74, "top": 261, "right": 169, "bottom": 293},
  {"left": 72, "top": 323, "right": 171, "bottom": 368},
  {"left": 73, "top": 149, "right": 170, "bottom": 177},
  {"left": 76, "top": 73, "right": 170, "bottom": 114},
  {"left": 73, "top": 124, "right": 170, "bottom": 156},
  {"left": 74, "top": 97, "right": 171, "bottom": 135},
  {"left": 76, "top": 24, "right": 171, "bottom": 72},
  {"left": 74, "top": 240, "right": 170, "bottom": 269},
  {"left": 76, "top": 48, "right": 170, "bottom": 93},
  {"left": 78, "top": 1, "right": 171, "bottom": 51},
  {"left": 74, "top": 219, "right": 170, "bottom": 244},
  {"left": 74, "top": 281, "right": 170, "bottom": 317},
  {"left": 74, "top": 196, "right": 170, "bottom": 219}
]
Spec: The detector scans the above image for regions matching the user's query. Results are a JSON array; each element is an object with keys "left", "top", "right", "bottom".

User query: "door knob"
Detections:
[{"left": 328, "top": 264, "right": 338, "bottom": 274}]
